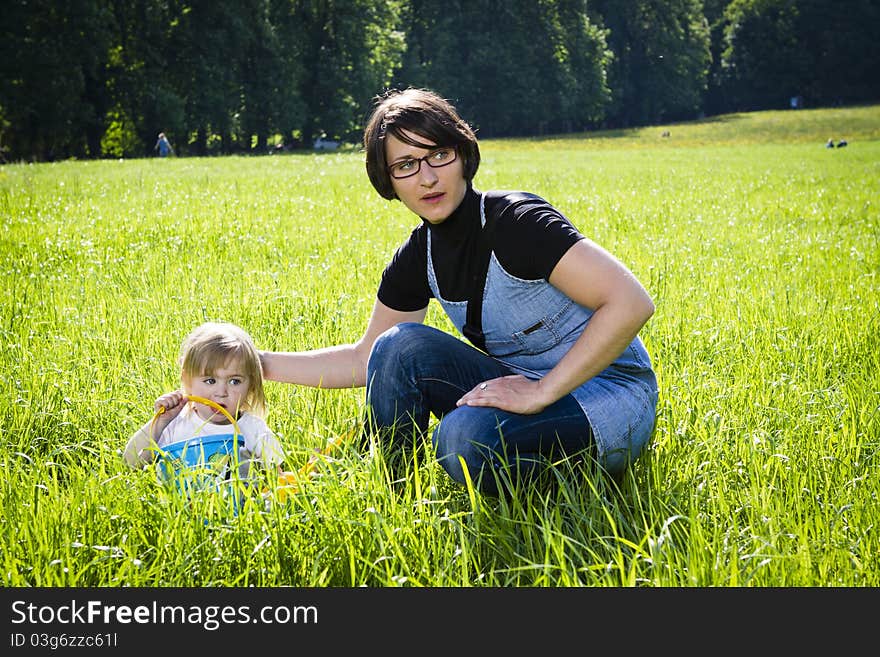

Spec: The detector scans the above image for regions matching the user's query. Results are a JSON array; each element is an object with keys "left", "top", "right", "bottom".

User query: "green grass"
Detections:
[{"left": 1, "top": 105, "right": 878, "bottom": 586}]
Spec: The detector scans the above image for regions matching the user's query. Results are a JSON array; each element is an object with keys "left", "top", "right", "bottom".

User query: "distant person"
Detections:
[
  {"left": 154, "top": 132, "right": 174, "bottom": 157},
  {"left": 826, "top": 139, "right": 835, "bottom": 149},
  {"left": 313, "top": 135, "right": 339, "bottom": 151},
  {"left": 837, "top": 139, "right": 848, "bottom": 148},
  {"left": 124, "top": 322, "right": 284, "bottom": 480},
  {"left": 259, "top": 88, "right": 658, "bottom": 495}
]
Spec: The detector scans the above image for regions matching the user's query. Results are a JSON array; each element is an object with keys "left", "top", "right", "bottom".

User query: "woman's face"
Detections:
[{"left": 385, "top": 130, "right": 467, "bottom": 224}]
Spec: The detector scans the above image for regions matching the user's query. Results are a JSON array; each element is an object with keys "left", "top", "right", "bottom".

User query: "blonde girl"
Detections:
[{"left": 124, "top": 322, "right": 284, "bottom": 475}]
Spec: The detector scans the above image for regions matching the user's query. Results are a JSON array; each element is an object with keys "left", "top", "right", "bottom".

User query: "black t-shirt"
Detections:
[{"left": 377, "top": 186, "right": 584, "bottom": 311}]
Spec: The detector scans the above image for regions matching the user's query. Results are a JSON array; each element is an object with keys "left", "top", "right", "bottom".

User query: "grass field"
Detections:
[{"left": 1, "top": 104, "right": 878, "bottom": 587}]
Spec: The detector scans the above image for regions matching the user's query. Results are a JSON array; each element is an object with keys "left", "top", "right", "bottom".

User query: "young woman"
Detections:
[{"left": 261, "top": 88, "right": 657, "bottom": 495}]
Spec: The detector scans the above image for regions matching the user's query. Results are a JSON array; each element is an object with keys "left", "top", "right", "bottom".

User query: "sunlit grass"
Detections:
[
  {"left": 1, "top": 105, "right": 878, "bottom": 586},
  {"left": 491, "top": 103, "right": 880, "bottom": 150}
]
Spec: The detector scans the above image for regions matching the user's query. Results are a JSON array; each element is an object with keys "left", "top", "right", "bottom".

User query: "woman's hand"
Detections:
[{"left": 456, "top": 375, "right": 549, "bottom": 415}]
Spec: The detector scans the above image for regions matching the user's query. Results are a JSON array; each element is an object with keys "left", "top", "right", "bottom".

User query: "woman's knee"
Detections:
[
  {"left": 432, "top": 408, "right": 499, "bottom": 486},
  {"left": 368, "top": 322, "right": 436, "bottom": 375}
]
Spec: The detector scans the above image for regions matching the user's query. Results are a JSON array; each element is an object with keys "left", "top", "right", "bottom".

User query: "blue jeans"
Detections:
[{"left": 365, "top": 323, "right": 594, "bottom": 495}]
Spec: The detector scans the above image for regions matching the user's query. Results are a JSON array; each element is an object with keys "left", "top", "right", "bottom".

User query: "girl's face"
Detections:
[
  {"left": 386, "top": 130, "right": 467, "bottom": 224},
  {"left": 186, "top": 357, "right": 250, "bottom": 424}
]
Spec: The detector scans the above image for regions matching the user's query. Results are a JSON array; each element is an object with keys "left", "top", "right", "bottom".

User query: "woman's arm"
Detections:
[
  {"left": 260, "top": 298, "right": 427, "bottom": 389},
  {"left": 537, "top": 238, "right": 654, "bottom": 402},
  {"left": 459, "top": 238, "right": 654, "bottom": 413}
]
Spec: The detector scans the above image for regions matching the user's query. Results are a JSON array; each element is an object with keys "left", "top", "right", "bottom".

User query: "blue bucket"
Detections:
[{"left": 155, "top": 434, "right": 246, "bottom": 495}]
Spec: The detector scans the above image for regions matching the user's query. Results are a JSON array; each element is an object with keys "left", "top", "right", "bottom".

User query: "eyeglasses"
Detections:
[{"left": 387, "top": 147, "right": 457, "bottom": 179}]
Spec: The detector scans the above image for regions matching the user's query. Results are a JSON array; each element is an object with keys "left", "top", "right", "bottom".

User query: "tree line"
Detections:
[{"left": 1, "top": 0, "right": 877, "bottom": 162}]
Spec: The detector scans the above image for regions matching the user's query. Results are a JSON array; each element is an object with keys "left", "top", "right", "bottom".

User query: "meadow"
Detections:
[{"left": 1, "top": 104, "right": 878, "bottom": 587}]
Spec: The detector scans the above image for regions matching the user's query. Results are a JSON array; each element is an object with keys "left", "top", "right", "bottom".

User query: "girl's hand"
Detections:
[
  {"left": 455, "top": 375, "right": 549, "bottom": 415},
  {"left": 151, "top": 390, "right": 187, "bottom": 438},
  {"left": 155, "top": 390, "right": 187, "bottom": 415}
]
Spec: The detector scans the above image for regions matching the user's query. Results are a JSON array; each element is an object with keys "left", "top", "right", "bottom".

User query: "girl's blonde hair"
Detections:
[{"left": 179, "top": 322, "right": 267, "bottom": 417}]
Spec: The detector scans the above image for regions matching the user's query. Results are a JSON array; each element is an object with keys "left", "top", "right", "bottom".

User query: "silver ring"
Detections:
[{"left": 479, "top": 383, "right": 488, "bottom": 390}]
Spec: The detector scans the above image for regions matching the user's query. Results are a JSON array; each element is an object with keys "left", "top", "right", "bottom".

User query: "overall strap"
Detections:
[{"left": 462, "top": 191, "right": 539, "bottom": 351}]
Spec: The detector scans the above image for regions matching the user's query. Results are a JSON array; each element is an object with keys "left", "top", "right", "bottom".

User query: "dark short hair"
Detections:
[{"left": 363, "top": 88, "right": 480, "bottom": 200}]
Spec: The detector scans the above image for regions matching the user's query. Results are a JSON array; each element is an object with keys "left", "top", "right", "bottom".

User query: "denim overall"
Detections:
[{"left": 425, "top": 192, "right": 658, "bottom": 474}]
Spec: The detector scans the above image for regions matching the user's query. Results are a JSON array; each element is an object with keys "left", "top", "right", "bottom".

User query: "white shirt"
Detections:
[{"left": 157, "top": 406, "right": 284, "bottom": 468}]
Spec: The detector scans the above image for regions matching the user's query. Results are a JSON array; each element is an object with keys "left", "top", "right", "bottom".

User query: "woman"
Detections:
[{"left": 261, "top": 88, "right": 657, "bottom": 495}]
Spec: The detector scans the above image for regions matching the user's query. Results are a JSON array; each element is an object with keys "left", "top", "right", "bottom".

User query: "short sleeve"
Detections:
[{"left": 376, "top": 227, "right": 432, "bottom": 311}]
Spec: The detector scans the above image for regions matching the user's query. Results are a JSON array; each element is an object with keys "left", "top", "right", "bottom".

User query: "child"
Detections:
[
  {"left": 124, "top": 322, "right": 284, "bottom": 480},
  {"left": 154, "top": 132, "right": 173, "bottom": 157}
]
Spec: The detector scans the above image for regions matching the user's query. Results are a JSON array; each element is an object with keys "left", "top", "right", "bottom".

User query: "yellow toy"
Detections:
[{"left": 271, "top": 428, "right": 354, "bottom": 503}]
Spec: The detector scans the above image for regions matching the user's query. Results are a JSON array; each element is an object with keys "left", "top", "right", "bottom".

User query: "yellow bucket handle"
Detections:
[{"left": 150, "top": 394, "right": 242, "bottom": 442}]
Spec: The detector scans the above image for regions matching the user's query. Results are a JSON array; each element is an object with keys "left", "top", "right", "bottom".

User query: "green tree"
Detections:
[
  {"left": 557, "top": 0, "right": 614, "bottom": 130},
  {"left": 0, "top": 0, "right": 114, "bottom": 160},
  {"left": 240, "top": 0, "right": 287, "bottom": 152},
  {"left": 721, "top": 0, "right": 807, "bottom": 110},
  {"left": 788, "top": 0, "right": 879, "bottom": 106},
  {"left": 291, "top": 0, "right": 405, "bottom": 145},
  {"left": 722, "top": 0, "right": 880, "bottom": 110},
  {"left": 592, "top": 0, "right": 711, "bottom": 126},
  {"left": 264, "top": 0, "right": 308, "bottom": 148},
  {"left": 107, "top": 0, "right": 185, "bottom": 158},
  {"left": 169, "top": 0, "right": 249, "bottom": 155},
  {"left": 703, "top": 0, "right": 734, "bottom": 114},
  {"left": 395, "top": 0, "right": 610, "bottom": 137}
]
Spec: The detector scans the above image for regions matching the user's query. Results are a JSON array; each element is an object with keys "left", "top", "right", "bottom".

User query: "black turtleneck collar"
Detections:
[
  {"left": 421, "top": 184, "right": 481, "bottom": 245},
  {"left": 418, "top": 184, "right": 486, "bottom": 301}
]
